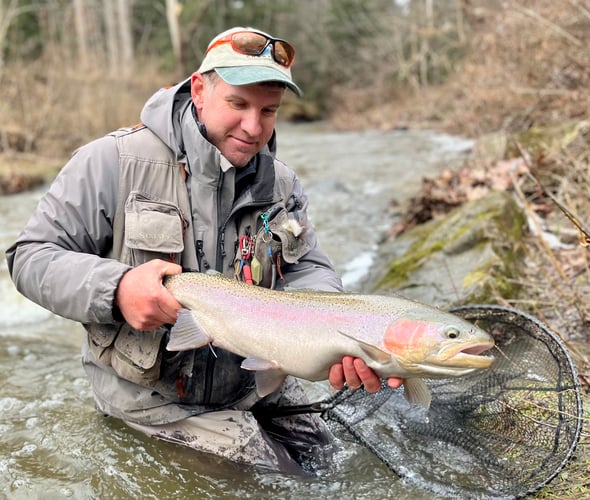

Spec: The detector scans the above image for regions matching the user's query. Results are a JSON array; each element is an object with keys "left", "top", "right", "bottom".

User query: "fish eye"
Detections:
[{"left": 445, "top": 327, "right": 461, "bottom": 339}]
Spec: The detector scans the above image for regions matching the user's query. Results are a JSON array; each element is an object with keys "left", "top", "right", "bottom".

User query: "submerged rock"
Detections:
[{"left": 365, "top": 190, "right": 527, "bottom": 307}]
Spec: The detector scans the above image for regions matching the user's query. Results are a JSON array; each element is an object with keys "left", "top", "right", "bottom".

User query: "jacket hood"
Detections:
[
  {"left": 139, "top": 77, "right": 278, "bottom": 161},
  {"left": 140, "top": 78, "right": 192, "bottom": 157}
]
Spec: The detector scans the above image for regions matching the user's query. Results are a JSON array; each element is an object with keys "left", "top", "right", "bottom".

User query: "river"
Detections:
[{"left": 0, "top": 122, "right": 473, "bottom": 499}]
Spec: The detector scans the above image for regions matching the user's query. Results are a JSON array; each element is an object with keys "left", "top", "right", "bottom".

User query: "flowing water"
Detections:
[{"left": 0, "top": 122, "right": 473, "bottom": 499}]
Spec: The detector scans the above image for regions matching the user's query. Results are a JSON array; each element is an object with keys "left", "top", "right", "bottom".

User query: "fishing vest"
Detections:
[
  {"left": 85, "top": 125, "right": 310, "bottom": 410},
  {"left": 86, "top": 125, "right": 251, "bottom": 408}
]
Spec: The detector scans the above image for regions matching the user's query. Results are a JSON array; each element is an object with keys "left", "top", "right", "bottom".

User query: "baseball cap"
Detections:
[{"left": 197, "top": 27, "right": 303, "bottom": 97}]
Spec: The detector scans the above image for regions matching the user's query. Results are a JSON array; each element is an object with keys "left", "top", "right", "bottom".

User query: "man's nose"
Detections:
[{"left": 241, "top": 110, "right": 263, "bottom": 137}]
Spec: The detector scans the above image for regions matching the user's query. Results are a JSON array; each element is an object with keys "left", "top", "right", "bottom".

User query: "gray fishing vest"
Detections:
[{"left": 85, "top": 125, "right": 256, "bottom": 409}]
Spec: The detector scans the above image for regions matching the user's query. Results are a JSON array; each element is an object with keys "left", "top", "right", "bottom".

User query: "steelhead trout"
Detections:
[{"left": 164, "top": 272, "right": 494, "bottom": 408}]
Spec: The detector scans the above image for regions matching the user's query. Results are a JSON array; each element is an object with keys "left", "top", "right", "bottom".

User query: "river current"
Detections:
[{"left": 0, "top": 122, "right": 472, "bottom": 499}]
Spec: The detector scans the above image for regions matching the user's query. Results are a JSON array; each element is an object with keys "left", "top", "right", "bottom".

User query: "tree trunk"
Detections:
[
  {"left": 103, "top": 0, "right": 118, "bottom": 74},
  {"left": 116, "top": 0, "right": 134, "bottom": 74},
  {"left": 73, "top": 0, "right": 89, "bottom": 68},
  {"left": 166, "top": 0, "right": 183, "bottom": 75}
]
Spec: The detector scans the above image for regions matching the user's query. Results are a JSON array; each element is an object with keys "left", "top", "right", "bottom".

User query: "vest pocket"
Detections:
[
  {"left": 86, "top": 323, "right": 119, "bottom": 366},
  {"left": 111, "top": 325, "right": 167, "bottom": 387},
  {"left": 124, "top": 191, "right": 186, "bottom": 264},
  {"left": 86, "top": 322, "right": 167, "bottom": 387}
]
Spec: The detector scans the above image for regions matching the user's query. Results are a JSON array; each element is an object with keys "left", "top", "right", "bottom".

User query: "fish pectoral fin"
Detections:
[
  {"left": 166, "top": 308, "right": 211, "bottom": 351},
  {"left": 337, "top": 330, "right": 391, "bottom": 364},
  {"left": 403, "top": 378, "right": 432, "bottom": 409},
  {"left": 241, "top": 357, "right": 280, "bottom": 371},
  {"left": 240, "top": 358, "right": 285, "bottom": 397}
]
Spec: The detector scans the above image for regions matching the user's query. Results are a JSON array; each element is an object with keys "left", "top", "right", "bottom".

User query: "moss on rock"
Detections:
[{"left": 371, "top": 190, "right": 527, "bottom": 307}]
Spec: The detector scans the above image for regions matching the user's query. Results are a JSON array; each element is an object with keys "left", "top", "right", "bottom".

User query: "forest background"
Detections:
[
  {"left": 1, "top": 0, "right": 586, "bottom": 163},
  {"left": 2, "top": 0, "right": 590, "bottom": 496}
]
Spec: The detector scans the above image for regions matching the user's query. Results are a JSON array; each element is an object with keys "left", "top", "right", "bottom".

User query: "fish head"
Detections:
[{"left": 383, "top": 310, "right": 495, "bottom": 377}]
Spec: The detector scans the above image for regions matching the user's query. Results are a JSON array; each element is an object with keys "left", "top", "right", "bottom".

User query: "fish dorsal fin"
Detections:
[
  {"left": 166, "top": 308, "right": 211, "bottom": 351},
  {"left": 337, "top": 330, "right": 391, "bottom": 364},
  {"left": 403, "top": 378, "right": 432, "bottom": 409}
]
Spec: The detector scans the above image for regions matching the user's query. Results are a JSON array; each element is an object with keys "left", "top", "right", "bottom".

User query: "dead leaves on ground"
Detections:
[{"left": 392, "top": 157, "right": 530, "bottom": 236}]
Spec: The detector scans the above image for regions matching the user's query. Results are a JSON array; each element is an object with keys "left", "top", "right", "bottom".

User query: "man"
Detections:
[{"left": 6, "top": 27, "right": 401, "bottom": 473}]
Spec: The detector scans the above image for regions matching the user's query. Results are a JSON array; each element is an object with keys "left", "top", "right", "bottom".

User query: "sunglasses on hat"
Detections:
[{"left": 207, "top": 30, "right": 296, "bottom": 68}]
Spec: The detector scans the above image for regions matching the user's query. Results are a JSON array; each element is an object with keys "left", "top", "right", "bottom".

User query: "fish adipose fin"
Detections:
[
  {"left": 337, "top": 330, "right": 391, "bottom": 364},
  {"left": 166, "top": 309, "right": 211, "bottom": 351},
  {"left": 241, "top": 357, "right": 285, "bottom": 397},
  {"left": 403, "top": 378, "right": 432, "bottom": 409}
]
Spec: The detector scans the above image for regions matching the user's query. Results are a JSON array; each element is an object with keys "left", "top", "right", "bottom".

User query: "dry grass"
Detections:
[{"left": 0, "top": 58, "right": 173, "bottom": 159}]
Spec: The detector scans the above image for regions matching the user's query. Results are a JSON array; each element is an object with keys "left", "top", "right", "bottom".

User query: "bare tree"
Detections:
[
  {"left": 103, "top": 0, "right": 118, "bottom": 74},
  {"left": 116, "top": 0, "right": 133, "bottom": 74},
  {"left": 73, "top": 0, "right": 89, "bottom": 67},
  {"left": 166, "top": 0, "right": 182, "bottom": 75}
]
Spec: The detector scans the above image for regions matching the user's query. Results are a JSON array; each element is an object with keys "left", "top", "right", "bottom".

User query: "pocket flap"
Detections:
[
  {"left": 113, "top": 325, "right": 166, "bottom": 370},
  {"left": 125, "top": 191, "right": 185, "bottom": 254},
  {"left": 87, "top": 323, "right": 119, "bottom": 348}
]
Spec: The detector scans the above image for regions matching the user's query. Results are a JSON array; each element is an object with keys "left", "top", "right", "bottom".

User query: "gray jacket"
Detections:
[{"left": 6, "top": 78, "right": 343, "bottom": 424}]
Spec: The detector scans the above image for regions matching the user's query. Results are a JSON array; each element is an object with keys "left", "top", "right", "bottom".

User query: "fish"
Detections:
[{"left": 164, "top": 272, "right": 495, "bottom": 408}]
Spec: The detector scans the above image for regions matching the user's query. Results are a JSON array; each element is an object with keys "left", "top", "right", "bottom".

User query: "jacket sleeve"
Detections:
[
  {"left": 279, "top": 174, "right": 344, "bottom": 293},
  {"left": 5, "top": 135, "right": 132, "bottom": 324}
]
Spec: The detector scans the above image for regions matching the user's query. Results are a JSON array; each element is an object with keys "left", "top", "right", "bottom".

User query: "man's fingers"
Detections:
[
  {"left": 353, "top": 358, "right": 382, "bottom": 393},
  {"left": 387, "top": 377, "right": 404, "bottom": 389},
  {"left": 342, "top": 356, "right": 362, "bottom": 389},
  {"left": 328, "top": 363, "right": 345, "bottom": 390},
  {"left": 116, "top": 260, "right": 183, "bottom": 330},
  {"left": 156, "top": 261, "right": 183, "bottom": 278}
]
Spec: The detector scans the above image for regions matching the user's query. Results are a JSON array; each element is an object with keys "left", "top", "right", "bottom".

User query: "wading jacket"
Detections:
[{"left": 6, "top": 78, "right": 343, "bottom": 425}]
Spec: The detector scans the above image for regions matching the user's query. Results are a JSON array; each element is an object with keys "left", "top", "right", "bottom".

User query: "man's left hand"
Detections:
[{"left": 328, "top": 356, "right": 403, "bottom": 393}]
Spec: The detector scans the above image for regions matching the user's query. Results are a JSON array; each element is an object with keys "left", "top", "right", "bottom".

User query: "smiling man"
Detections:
[{"left": 7, "top": 27, "right": 401, "bottom": 473}]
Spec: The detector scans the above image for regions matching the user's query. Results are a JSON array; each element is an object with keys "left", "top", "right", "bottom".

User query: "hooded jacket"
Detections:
[{"left": 6, "top": 78, "right": 343, "bottom": 424}]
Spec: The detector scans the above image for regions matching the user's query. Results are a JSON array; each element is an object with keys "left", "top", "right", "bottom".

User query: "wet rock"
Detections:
[{"left": 365, "top": 190, "right": 527, "bottom": 308}]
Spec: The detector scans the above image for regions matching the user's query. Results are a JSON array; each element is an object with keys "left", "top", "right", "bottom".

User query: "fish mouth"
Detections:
[
  {"left": 431, "top": 341, "right": 495, "bottom": 370},
  {"left": 448, "top": 341, "right": 495, "bottom": 368}
]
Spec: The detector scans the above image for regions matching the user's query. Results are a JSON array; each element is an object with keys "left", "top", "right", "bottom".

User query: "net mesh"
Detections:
[{"left": 321, "top": 305, "right": 583, "bottom": 499}]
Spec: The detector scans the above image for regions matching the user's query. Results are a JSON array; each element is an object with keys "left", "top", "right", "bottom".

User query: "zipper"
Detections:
[{"left": 196, "top": 240, "right": 209, "bottom": 271}]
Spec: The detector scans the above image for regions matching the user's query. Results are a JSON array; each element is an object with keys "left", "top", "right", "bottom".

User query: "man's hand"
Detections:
[
  {"left": 328, "top": 356, "right": 403, "bottom": 393},
  {"left": 114, "top": 260, "right": 183, "bottom": 330}
]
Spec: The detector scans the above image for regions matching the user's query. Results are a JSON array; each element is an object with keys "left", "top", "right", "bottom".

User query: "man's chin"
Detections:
[{"left": 225, "top": 152, "right": 256, "bottom": 168}]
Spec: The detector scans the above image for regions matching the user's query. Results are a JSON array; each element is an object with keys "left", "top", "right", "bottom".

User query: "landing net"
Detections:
[{"left": 321, "top": 305, "right": 583, "bottom": 499}]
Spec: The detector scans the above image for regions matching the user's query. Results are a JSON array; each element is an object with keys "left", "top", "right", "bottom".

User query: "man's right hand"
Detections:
[{"left": 114, "top": 259, "right": 183, "bottom": 330}]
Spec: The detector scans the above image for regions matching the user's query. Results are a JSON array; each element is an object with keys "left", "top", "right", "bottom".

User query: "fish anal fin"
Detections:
[
  {"left": 166, "top": 309, "right": 211, "bottom": 351},
  {"left": 403, "top": 378, "right": 432, "bottom": 409},
  {"left": 338, "top": 330, "right": 391, "bottom": 364}
]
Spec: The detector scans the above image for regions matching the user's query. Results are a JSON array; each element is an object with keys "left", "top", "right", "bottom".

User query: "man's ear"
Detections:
[{"left": 191, "top": 72, "right": 205, "bottom": 109}]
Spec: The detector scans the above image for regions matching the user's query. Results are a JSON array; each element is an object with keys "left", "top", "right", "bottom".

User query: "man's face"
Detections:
[{"left": 191, "top": 73, "right": 284, "bottom": 167}]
